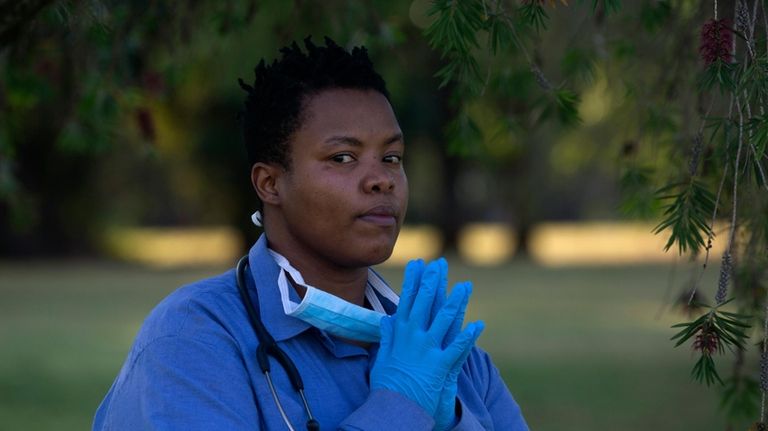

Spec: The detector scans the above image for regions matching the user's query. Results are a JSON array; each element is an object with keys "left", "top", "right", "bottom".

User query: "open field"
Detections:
[{"left": 0, "top": 259, "right": 748, "bottom": 430}]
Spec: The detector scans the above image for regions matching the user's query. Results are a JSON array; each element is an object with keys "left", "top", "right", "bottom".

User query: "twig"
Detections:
[
  {"left": 688, "top": 97, "right": 732, "bottom": 305},
  {"left": 761, "top": 301, "right": 768, "bottom": 422}
]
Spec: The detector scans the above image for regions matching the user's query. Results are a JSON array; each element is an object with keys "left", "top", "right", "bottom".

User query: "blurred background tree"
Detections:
[{"left": 0, "top": 0, "right": 626, "bottom": 257}]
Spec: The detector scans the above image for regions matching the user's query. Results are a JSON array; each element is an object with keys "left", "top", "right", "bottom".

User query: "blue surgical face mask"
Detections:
[{"left": 268, "top": 250, "right": 399, "bottom": 342}]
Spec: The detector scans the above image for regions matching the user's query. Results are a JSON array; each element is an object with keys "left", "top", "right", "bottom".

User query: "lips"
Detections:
[{"left": 358, "top": 205, "right": 398, "bottom": 226}]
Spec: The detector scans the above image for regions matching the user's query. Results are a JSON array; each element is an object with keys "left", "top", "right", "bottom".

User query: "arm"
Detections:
[
  {"left": 95, "top": 335, "right": 261, "bottom": 431},
  {"left": 449, "top": 349, "right": 529, "bottom": 431}
]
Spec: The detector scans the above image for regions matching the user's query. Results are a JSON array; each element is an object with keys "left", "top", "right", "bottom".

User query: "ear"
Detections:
[{"left": 251, "top": 162, "right": 284, "bottom": 206}]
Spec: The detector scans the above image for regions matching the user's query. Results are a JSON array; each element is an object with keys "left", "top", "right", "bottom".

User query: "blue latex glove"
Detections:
[
  {"left": 426, "top": 259, "right": 481, "bottom": 430},
  {"left": 370, "top": 259, "right": 484, "bottom": 419},
  {"left": 433, "top": 281, "right": 481, "bottom": 431}
]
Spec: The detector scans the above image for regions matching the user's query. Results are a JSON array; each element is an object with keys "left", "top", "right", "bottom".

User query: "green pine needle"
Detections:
[{"left": 652, "top": 180, "right": 716, "bottom": 255}]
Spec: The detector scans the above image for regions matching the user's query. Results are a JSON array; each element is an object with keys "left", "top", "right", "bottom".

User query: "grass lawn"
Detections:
[{"left": 0, "top": 259, "right": 749, "bottom": 430}]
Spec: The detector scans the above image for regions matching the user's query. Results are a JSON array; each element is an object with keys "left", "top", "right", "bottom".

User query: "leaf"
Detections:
[
  {"left": 698, "top": 59, "right": 738, "bottom": 94},
  {"left": 487, "top": 14, "right": 514, "bottom": 55},
  {"left": 519, "top": 3, "right": 549, "bottom": 33},
  {"left": 591, "top": 0, "right": 622, "bottom": 14},
  {"left": 619, "top": 166, "right": 660, "bottom": 219},
  {"left": 692, "top": 354, "right": 724, "bottom": 386},
  {"left": 554, "top": 88, "right": 581, "bottom": 125},
  {"left": 425, "top": 0, "right": 485, "bottom": 90},
  {"left": 652, "top": 180, "right": 716, "bottom": 255},
  {"left": 561, "top": 48, "right": 596, "bottom": 84},
  {"left": 720, "top": 376, "right": 760, "bottom": 421},
  {"left": 446, "top": 111, "right": 483, "bottom": 157}
]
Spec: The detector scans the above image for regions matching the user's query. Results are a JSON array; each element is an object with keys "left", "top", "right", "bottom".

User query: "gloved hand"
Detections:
[
  {"left": 370, "top": 259, "right": 484, "bottom": 420},
  {"left": 426, "top": 259, "right": 480, "bottom": 431},
  {"left": 433, "top": 282, "right": 481, "bottom": 431}
]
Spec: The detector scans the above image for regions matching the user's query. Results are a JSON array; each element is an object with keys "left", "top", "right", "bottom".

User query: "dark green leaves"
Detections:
[
  {"left": 425, "top": 0, "right": 485, "bottom": 88},
  {"left": 652, "top": 180, "right": 716, "bottom": 255},
  {"left": 553, "top": 88, "right": 581, "bottom": 125},
  {"left": 535, "top": 87, "right": 582, "bottom": 127},
  {"left": 519, "top": 3, "right": 549, "bottom": 33},
  {"left": 671, "top": 303, "right": 751, "bottom": 386},
  {"left": 446, "top": 111, "right": 483, "bottom": 157},
  {"left": 619, "top": 166, "right": 659, "bottom": 219},
  {"left": 699, "top": 59, "right": 738, "bottom": 93},
  {"left": 692, "top": 354, "right": 723, "bottom": 386},
  {"left": 487, "top": 13, "right": 514, "bottom": 55},
  {"left": 720, "top": 376, "right": 761, "bottom": 421},
  {"left": 590, "top": 0, "right": 622, "bottom": 15},
  {"left": 746, "top": 114, "right": 768, "bottom": 161}
]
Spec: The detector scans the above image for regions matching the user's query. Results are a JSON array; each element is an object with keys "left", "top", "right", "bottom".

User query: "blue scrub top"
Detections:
[{"left": 93, "top": 235, "right": 529, "bottom": 430}]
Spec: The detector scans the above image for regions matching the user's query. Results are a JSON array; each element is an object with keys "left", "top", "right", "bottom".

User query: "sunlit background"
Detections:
[{"left": 0, "top": 1, "right": 747, "bottom": 430}]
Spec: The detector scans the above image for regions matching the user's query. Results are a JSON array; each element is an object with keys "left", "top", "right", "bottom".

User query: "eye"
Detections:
[
  {"left": 383, "top": 154, "right": 402, "bottom": 164},
  {"left": 331, "top": 153, "right": 355, "bottom": 164}
]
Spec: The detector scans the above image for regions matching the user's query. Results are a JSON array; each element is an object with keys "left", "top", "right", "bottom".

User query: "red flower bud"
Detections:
[{"left": 699, "top": 19, "right": 733, "bottom": 65}]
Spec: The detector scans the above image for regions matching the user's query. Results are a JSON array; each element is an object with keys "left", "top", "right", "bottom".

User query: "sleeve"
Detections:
[
  {"left": 450, "top": 349, "right": 530, "bottom": 431},
  {"left": 96, "top": 335, "right": 262, "bottom": 431},
  {"left": 337, "top": 389, "right": 435, "bottom": 430}
]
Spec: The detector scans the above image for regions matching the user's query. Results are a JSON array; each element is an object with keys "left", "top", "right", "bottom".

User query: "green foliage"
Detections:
[
  {"left": 560, "top": 48, "right": 596, "bottom": 84},
  {"left": 737, "top": 55, "right": 768, "bottom": 108},
  {"left": 746, "top": 114, "right": 768, "bottom": 161},
  {"left": 720, "top": 375, "right": 761, "bottom": 422},
  {"left": 553, "top": 88, "right": 581, "bottom": 126},
  {"left": 691, "top": 354, "right": 723, "bottom": 386},
  {"left": 486, "top": 13, "right": 515, "bottom": 55},
  {"left": 535, "top": 87, "right": 582, "bottom": 127},
  {"left": 425, "top": 0, "right": 485, "bottom": 88},
  {"left": 519, "top": 3, "right": 549, "bottom": 33},
  {"left": 671, "top": 302, "right": 751, "bottom": 387},
  {"left": 652, "top": 180, "right": 716, "bottom": 255},
  {"left": 588, "top": 0, "right": 622, "bottom": 15},
  {"left": 639, "top": 0, "right": 671, "bottom": 33},
  {"left": 699, "top": 59, "right": 738, "bottom": 93},
  {"left": 446, "top": 110, "right": 483, "bottom": 157},
  {"left": 619, "top": 166, "right": 659, "bottom": 219}
]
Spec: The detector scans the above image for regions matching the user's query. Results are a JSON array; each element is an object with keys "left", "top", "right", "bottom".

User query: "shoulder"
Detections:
[{"left": 131, "top": 269, "right": 243, "bottom": 352}]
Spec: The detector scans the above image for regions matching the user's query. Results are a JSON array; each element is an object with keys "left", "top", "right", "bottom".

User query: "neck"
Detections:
[{"left": 266, "top": 237, "right": 369, "bottom": 307}]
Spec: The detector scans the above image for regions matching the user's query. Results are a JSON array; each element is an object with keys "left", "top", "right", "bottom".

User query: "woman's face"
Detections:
[{"left": 271, "top": 88, "right": 408, "bottom": 268}]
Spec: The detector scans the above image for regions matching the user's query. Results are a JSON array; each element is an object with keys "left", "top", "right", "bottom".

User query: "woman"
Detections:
[{"left": 93, "top": 37, "right": 528, "bottom": 431}]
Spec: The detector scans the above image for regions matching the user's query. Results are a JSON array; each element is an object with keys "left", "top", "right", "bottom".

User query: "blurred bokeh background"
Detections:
[{"left": 0, "top": 1, "right": 756, "bottom": 430}]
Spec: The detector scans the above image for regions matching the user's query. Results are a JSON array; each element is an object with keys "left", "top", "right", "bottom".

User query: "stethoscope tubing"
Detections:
[{"left": 236, "top": 255, "right": 320, "bottom": 431}]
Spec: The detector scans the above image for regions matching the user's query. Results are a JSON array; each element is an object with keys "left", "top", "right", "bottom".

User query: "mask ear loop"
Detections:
[{"left": 251, "top": 211, "right": 263, "bottom": 227}]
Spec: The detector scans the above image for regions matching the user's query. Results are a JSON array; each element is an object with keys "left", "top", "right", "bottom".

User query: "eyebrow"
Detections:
[{"left": 324, "top": 133, "right": 403, "bottom": 147}]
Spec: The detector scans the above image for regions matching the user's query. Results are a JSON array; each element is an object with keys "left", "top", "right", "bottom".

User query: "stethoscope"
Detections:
[{"left": 236, "top": 255, "right": 320, "bottom": 431}]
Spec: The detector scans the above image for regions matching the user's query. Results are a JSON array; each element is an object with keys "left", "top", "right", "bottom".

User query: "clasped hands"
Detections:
[{"left": 370, "top": 258, "right": 484, "bottom": 431}]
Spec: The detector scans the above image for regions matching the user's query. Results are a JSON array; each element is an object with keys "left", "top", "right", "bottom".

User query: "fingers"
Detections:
[
  {"left": 443, "top": 321, "right": 484, "bottom": 367},
  {"left": 443, "top": 281, "right": 470, "bottom": 347},
  {"left": 446, "top": 321, "right": 482, "bottom": 382},
  {"left": 409, "top": 260, "right": 442, "bottom": 327},
  {"left": 428, "top": 281, "right": 471, "bottom": 342},
  {"left": 397, "top": 259, "right": 425, "bottom": 319},
  {"left": 428, "top": 258, "right": 449, "bottom": 323}
]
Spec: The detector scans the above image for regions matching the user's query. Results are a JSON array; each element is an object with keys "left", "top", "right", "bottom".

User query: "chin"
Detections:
[{"left": 343, "top": 238, "right": 397, "bottom": 267}]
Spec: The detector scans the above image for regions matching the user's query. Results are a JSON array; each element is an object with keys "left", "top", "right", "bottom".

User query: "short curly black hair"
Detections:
[{"left": 238, "top": 36, "right": 390, "bottom": 170}]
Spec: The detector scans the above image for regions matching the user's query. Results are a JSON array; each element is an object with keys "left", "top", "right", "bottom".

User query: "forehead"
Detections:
[{"left": 294, "top": 88, "right": 401, "bottom": 144}]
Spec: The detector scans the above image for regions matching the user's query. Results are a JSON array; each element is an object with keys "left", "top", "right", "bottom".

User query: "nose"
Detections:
[{"left": 362, "top": 163, "right": 395, "bottom": 194}]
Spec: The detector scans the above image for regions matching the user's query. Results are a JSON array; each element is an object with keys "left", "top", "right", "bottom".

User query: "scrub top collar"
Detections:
[{"left": 246, "top": 234, "right": 398, "bottom": 343}]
